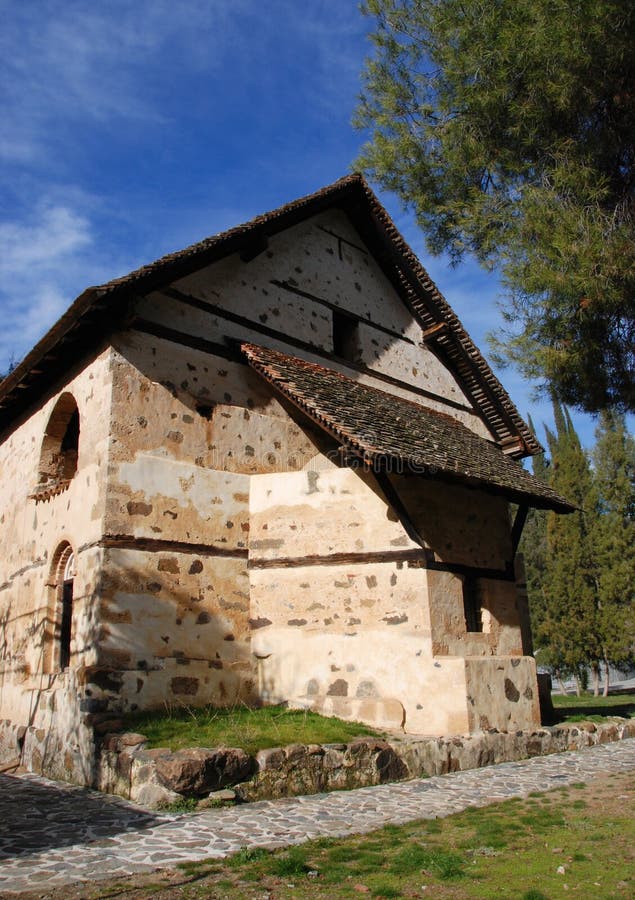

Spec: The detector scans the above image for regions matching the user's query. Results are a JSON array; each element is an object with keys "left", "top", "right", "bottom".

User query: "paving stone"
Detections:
[{"left": 0, "top": 740, "right": 632, "bottom": 893}]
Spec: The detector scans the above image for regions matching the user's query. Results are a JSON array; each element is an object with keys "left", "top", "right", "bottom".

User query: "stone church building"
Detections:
[{"left": 0, "top": 175, "right": 572, "bottom": 784}]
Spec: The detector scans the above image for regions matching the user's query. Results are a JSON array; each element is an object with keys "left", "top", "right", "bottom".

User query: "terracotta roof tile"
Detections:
[{"left": 241, "top": 342, "right": 574, "bottom": 513}]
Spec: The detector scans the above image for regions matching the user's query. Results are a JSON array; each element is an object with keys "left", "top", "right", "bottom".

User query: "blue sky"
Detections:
[{"left": 0, "top": 0, "right": 620, "bottom": 451}]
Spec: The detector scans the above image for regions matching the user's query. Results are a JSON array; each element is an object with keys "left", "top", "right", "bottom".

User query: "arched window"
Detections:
[
  {"left": 37, "top": 393, "right": 80, "bottom": 489},
  {"left": 44, "top": 543, "right": 76, "bottom": 673}
]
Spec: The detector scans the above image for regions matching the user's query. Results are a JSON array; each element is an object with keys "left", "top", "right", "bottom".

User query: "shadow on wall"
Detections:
[
  {"left": 86, "top": 551, "right": 257, "bottom": 717},
  {"left": 2, "top": 567, "right": 104, "bottom": 787},
  {"left": 1, "top": 543, "right": 259, "bottom": 784}
]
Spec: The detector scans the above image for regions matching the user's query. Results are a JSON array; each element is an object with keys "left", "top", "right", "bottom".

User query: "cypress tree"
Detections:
[
  {"left": 542, "top": 399, "right": 600, "bottom": 694},
  {"left": 520, "top": 415, "right": 549, "bottom": 651},
  {"left": 591, "top": 410, "right": 635, "bottom": 694}
]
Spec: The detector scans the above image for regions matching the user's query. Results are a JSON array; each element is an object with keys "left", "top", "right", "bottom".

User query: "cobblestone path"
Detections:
[{"left": 0, "top": 739, "right": 633, "bottom": 894}]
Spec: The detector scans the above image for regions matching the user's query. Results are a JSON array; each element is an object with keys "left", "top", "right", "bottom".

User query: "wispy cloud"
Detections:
[
  {"left": 0, "top": 206, "right": 90, "bottom": 276},
  {"left": 0, "top": 0, "right": 371, "bottom": 374},
  {"left": 0, "top": 202, "right": 88, "bottom": 363},
  {"left": 1, "top": 1, "right": 365, "bottom": 165},
  {"left": 0, "top": 194, "right": 130, "bottom": 369}
]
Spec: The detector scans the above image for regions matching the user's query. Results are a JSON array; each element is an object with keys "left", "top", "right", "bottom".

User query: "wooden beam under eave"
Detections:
[
  {"left": 240, "top": 233, "right": 269, "bottom": 263},
  {"left": 502, "top": 447, "right": 526, "bottom": 458},
  {"left": 420, "top": 321, "right": 448, "bottom": 341},
  {"left": 511, "top": 504, "right": 529, "bottom": 557},
  {"left": 501, "top": 439, "right": 527, "bottom": 457}
]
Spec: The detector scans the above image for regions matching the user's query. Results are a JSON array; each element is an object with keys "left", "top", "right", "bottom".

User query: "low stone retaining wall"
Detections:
[
  {"left": 0, "top": 716, "right": 95, "bottom": 784},
  {"left": 95, "top": 718, "right": 635, "bottom": 808}
]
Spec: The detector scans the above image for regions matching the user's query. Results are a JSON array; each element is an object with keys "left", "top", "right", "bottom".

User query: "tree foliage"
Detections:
[
  {"left": 520, "top": 416, "right": 549, "bottom": 644},
  {"left": 540, "top": 401, "right": 601, "bottom": 691},
  {"left": 591, "top": 409, "right": 635, "bottom": 682},
  {"left": 355, "top": 0, "right": 634, "bottom": 412},
  {"left": 521, "top": 402, "right": 634, "bottom": 692},
  {"left": 0, "top": 355, "right": 16, "bottom": 382}
]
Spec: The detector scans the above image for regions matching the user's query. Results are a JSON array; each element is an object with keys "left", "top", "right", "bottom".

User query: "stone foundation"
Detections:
[
  {"left": 93, "top": 719, "right": 634, "bottom": 808},
  {"left": 0, "top": 720, "right": 25, "bottom": 772}
]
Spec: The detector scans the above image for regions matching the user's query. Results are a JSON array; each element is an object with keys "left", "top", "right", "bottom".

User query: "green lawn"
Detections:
[
  {"left": 122, "top": 704, "right": 381, "bottom": 755},
  {"left": 551, "top": 690, "right": 635, "bottom": 723}
]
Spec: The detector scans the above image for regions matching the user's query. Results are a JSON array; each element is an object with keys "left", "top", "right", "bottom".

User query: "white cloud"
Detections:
[
  {"left": 0, "top": 198, "right": 108, "bottom": 368},
  {"left": 0, "top": 206, "right": 91, "bottom": 277}
]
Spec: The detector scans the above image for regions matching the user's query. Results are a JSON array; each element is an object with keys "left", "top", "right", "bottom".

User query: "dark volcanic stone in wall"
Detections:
[
  {"left": 126, "top": 501, "right": 153, "bottom": 516},
  {"left": 155, "top": 747, "right": 255, "bottom": 795},
  {"left": 504, "top": 678, "right": 520, "bottom": 702},
  {"left": 170, "top": 676, "right": 199, "bottom": 695},
  {"left": 327, "top": 679, "right": 348, "bottom": 697}
]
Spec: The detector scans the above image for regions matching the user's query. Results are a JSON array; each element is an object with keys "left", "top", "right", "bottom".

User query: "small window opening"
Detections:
[
  {"left": 59, "top": 552, "right": 75, "bottom": 669},
  {"left": 44, "top": 544, "right": 75, "bottom": 673},
  {"left": 462, "top": 577, "right": 483, "bottom": 633},
  {"left": 333, "top": 310, "right": 360, "bottom": 361},
  {"left": 60, "top": 408, "right": 79, "bottom": 457},
  {"left": 195, "top": 403, "right": 215, "bottom": 420}
]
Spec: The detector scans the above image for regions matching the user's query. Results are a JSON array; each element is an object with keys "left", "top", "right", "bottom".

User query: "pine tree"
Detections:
[
  {"left": 355, "top": 0, "right": 634, "bottom": 412},
  {"left": 591, "top": 410, "right": 635, "bottom": 693},
  {"left": 541, "top": 399, "right": 600, "bottom": 694}
]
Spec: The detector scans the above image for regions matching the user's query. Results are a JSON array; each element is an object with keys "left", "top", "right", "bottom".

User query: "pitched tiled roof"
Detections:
[
  {"left": 0, "top": 174, "right": 538, "bottom": 456},
  {"left": 242, "top": 343, "right": 574, "bottom": 513}
]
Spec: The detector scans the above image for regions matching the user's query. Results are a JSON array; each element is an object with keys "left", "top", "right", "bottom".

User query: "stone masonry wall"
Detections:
[
  {"left": 248, "top": 466, "right": 537, "bottom": 736},
  {"left": 0, "top": 203, "right": 541, "bottom": 785},
  {"left": 0, "top": 349, "right": 114, "bottom": 784},
  {"left": 168, "top": 208, "right": 487, "bottom": 435}
]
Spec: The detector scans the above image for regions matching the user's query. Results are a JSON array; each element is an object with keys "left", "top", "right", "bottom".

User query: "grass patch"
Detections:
[
  {"left": 551, "top": 689, "right": 635, "bottom": 723},
  {"left": 268, "top": 845, "right": 312, "bottom": 877},
  {"left": 370, "top": 882, "right": 402, "bottom": 898},
  {"left": 175, "top": 860, "right": 219, "bottom": 877},
  {"left": 122, "top": 702, "right": 381, "bottom": 754},
  {"left": 226, "top": 846, "right": 271, "bottom": 866},
  {"left": 390, "top": 842, "right": 464, "bottom": 878},
  {"left": 156, "top": 796, "right": 198, "bottom": 813}
]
